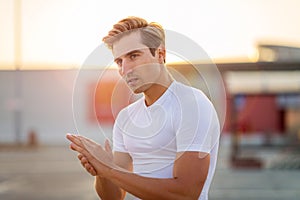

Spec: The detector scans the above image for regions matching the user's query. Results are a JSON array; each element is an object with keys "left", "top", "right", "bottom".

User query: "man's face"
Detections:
[{"left": 112, "top": 32, "right": 162, "bottom": 93}]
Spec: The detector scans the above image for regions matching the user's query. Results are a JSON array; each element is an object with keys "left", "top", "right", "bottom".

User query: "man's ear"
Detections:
[{"left": 158, "top": 47, "right": 166, "bottom": 64}]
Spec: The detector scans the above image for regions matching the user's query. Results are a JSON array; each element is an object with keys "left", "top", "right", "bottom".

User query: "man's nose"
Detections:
[{"left": 120, "top": 60, "right": 133, "bottom": 76}]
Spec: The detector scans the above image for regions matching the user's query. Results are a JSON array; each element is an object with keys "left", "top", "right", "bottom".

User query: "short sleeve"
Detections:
[{"left": 175, "top": 89, "right": 220, "bottom": 153}]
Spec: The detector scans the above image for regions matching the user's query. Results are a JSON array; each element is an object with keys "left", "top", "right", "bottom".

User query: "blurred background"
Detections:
[{"left": 1, "top": 0, "right": 300, "bottom": 199}]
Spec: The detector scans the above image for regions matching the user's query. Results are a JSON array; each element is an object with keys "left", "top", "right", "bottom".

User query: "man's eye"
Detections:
[
  {"left": 130, "top": 54, "right": 138, "bottom": 59},
  {"left": 116, "top": 60, "right": 122, "bottom": 66}
]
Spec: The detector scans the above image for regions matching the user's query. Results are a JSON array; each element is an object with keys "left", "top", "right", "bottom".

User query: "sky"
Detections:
[{"left": 1, "top": 0, "right": 300, "bottom": 69}]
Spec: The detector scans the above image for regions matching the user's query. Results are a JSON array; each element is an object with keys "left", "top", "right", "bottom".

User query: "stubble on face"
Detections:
[
  {"left": 112, "top": 32, "right": 162, "bottom": 94},
  {"left": 126, "top": 62, "right": 162, "bottom": 94}
]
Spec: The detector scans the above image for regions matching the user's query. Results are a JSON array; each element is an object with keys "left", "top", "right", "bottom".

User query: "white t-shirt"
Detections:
[{"left": 113, "top": 81, "right": 220, "bottom": 200}]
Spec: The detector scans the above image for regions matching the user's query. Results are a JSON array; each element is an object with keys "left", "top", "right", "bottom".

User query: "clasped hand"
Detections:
[{"left": 66, "top": 134, "right": 115, "bottom": 177}]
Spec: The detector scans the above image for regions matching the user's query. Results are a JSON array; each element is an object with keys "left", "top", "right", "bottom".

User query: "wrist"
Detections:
[
  {"left": 97, "top": 163, "right": 118, "bottom": 179},
  {"left": 107, "top": 163, "right": 126, "bottom": 181},
  {"left": 106, "top": 164, "right": 117, "bottom": 179}
]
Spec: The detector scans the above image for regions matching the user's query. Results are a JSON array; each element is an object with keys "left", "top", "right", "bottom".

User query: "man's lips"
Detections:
[{"left": 126, "top": 77, "right": 139, "bottom": 85}]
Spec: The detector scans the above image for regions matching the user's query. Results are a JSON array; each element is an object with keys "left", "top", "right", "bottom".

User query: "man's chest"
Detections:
[{"left": 121, "top": 104, "right": 177, "bottom": 154}]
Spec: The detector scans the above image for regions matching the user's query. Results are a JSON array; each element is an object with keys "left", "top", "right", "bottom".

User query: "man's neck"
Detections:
[{"left": 143, "top": 74, "right": 173, "bottom": 106}]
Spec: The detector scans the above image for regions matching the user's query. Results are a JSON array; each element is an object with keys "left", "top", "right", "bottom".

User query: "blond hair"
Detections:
[{"left": 102, "top": 16, "right": 165, "bottom": 58}]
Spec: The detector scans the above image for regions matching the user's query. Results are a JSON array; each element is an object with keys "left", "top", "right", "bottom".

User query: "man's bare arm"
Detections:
[
  {"left": 68, "top": 134, "right": 210, "bottom": 200},
  {"left": 67, "top": 135, "right": 133, "bottom": 200},
  {"left": 106, "top": 152, "right": 210, "bottom": 200},
  {"left": 95, "top": 152, "right": 132, "bottom": 200}
]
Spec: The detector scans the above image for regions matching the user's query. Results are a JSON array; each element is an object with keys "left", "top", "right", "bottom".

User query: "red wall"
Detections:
[
  {"left": 88, "top": 70, "right": 131, "bottom": 124},
  {"left": 224, "top": 95, "right": 283, "bottom": 134}
]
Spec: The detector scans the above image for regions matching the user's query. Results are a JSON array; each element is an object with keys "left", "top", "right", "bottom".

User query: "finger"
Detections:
[
  {"left": 69, "top": 142, "right": 83, "bottom": 152},
  {"left": 105, "top": 139, "right": 112, "bottom": 152},
  {"left": 66, "top": 133, "right": 77, "bottom": 142},
  {"left": 77, "top": 135, "right": 97, "bottom": 145},
  {"left": 80, "top": 137, "right": 105, "bottom": 156},
  {"left": 104, "top": 139, "right": 113, "bottom": 158},
  {"left": 81, "top": 156, "right": 89, "bottom": 165},
  {"left": 66, "top": 134, "right": 84, "bottom": 148},
  {"left": 78, "top": 154, "right": 88, "bottom": 166},
  {"left": 77, "top": 136, "right": 101, "bottom": 156},
  {"left": 89, "top": 168, "right": 97, "bottom": 176},
  {"left": 77, "top": 137, "right": 114, "bottom": 170},
  {"left": 70, "top": 142, "right": 83, "bottom": 152},
  {"left": 79, "top": 155, "right": 92, "bottom": 171},
  {"left": 69, "top": 144, "right": 76, "bottom": 151},
  {"left": 78, "top": 153, "right": 83, "bottom": 160},
  {"left": 70, "top": 141, "right": 92, "bottom": 159},
  {"left": 68, "top": 136, "right": 96, "bottom": 159},
  {"left": 84, "top": 162, "right": 97, "bottom": 176}
]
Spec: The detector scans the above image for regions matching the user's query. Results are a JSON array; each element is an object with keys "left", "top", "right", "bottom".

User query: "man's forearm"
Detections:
[
  {"left": 106, "top": 168, "right": 201, "bottom": 200},
  {"left": 95, "top": 176, "right": 125, "bottom": 200},
  {"left": 102, "top": 153, "right": 209, "bottom": 200}
]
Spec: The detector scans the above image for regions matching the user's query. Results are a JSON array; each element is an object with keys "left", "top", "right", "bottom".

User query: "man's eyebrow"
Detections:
[
  {"left": 114, "top": 49, "right": 143, "bottom": 62},
  {"left": 126, "top": 49, "right": 143, "bottom": 55}
]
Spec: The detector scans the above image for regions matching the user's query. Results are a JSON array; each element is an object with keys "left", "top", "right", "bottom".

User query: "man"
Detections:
[{"left": 67, "top": 16, "right": 220, "bottom": 200}]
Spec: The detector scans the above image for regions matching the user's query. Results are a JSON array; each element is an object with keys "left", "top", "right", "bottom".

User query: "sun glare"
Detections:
[{"left": 1, "top": 0, "right": 300, "bottom": 69}]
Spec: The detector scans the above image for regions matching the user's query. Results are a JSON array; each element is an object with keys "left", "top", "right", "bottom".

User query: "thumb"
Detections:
[{"left": 105, "top": 139, "right": 113, "bottom": 156}]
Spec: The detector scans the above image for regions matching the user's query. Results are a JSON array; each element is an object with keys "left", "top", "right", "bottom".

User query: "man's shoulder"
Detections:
[{"left": 172, "top": 81, "right": 209, "bottom": 102}]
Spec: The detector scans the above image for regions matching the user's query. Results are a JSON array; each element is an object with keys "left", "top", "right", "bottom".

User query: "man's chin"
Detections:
[
  {"left": 132, "top": 86, "right": 144, "bottom": 94},
  {"left": 131, "top": 84, "right": 151, "bottom": 94}
]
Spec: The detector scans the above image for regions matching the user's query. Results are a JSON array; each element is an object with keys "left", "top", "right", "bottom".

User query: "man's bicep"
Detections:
[
  {"left": 113, "top": 151, "right": 133, "bottom": 171},
  {"left": 173, "top": 152, "right": 210, "bottom": 196}
]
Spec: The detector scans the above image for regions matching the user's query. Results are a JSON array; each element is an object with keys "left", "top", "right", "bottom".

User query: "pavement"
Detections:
[{"left": 0, "top": 138, "right": 300, "bottom": 200}]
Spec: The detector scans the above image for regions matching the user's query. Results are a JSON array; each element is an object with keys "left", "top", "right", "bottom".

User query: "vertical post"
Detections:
[
  {"left": 230, "top": 94, "right": 238, "bottom": 161},
  {"left": 14, "top": 0, "right": 22, "bottom": 144}
]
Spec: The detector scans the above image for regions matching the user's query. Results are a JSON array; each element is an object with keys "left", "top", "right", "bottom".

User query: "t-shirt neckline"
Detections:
[{"left": 143, "top": 80, "right": 176, "bottom": 109}]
